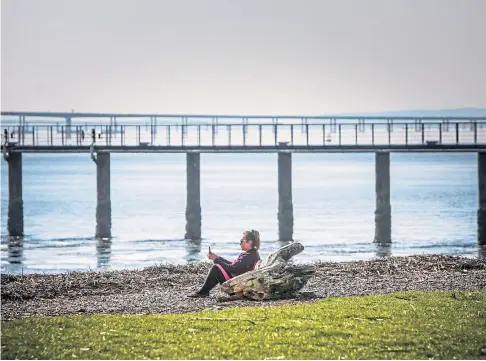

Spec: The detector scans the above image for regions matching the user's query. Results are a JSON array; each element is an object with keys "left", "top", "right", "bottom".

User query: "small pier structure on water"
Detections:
[{"left": 2, "top": 111, "right": 486, "bottom": 246}]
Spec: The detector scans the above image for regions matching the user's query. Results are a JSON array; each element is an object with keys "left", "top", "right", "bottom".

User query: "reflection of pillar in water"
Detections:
[
  {"left": 8, "top": 236, "right": 24, "bottom": 265},
  {"left": 185, "top": 238, "right": 202, "bottom": 262},
  {"left": 374, "top": 243, "right": 391, "bottom": 258},
  {"left": 479, "top": 246, "right": 486, "bottom": 259},
  {"left": 96, "top": 238, "right": 112, "bottom": 268}
]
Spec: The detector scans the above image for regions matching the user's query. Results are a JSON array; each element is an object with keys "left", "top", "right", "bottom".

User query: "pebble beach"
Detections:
[{"left": 2, "top": 255, "right": 485, "bottom": 321}]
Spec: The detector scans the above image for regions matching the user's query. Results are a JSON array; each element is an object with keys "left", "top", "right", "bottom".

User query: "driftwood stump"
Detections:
[{"left": 219, "top": 242, "right": 315, "bottom": 301}]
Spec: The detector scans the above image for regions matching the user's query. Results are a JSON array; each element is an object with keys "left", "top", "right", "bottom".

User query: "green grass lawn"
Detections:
[{"left": 2, "top": 290, "right": 485, "bottom": 360}]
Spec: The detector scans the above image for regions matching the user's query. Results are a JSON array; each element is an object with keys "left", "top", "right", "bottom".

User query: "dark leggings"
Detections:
[{"left": 199, "top": 265, "right": 230, "bottom": 294}]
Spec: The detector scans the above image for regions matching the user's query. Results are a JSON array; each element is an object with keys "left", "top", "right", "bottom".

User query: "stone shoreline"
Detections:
[{"left": 1, "top": 254, "right": 485, "bottom": 321}]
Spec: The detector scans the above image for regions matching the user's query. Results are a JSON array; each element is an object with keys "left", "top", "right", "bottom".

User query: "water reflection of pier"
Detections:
[
  {"left": 375, "top": 243, "right": 392, "bottom": 258},
  {"left": 96, "top": 238, "right": 112, "bottom": 269},
  {"left": 185, "top": 239, "right": 202, "bottom": 262},
  {"left": 479, "top": 246, "right": 486, "bottom": 259},
  {"left": 7, "top": 236, "right": 23, "bottom": 264},
  {"left": 3, "top": 236, "right": 24, "bottom": 274}
]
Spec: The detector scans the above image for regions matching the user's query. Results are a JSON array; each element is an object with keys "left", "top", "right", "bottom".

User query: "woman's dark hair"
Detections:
[{"left": 244, "top": 229, "right": 260, "bottom": 250}]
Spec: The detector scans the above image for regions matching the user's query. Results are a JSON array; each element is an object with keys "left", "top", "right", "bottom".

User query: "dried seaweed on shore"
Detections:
[
  {"left": 1, "top": 255, "right": 485, "bottom": 320},
  {"left": 1, "top": 262, "right": 211, "bottom": 301}
]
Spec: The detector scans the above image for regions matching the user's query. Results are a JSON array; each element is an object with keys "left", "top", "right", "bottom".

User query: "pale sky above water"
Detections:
[{"left": 1, "top": 0, "right": 485, "bottom": 115}]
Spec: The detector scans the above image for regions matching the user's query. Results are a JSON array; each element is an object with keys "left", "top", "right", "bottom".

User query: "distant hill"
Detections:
[
  {"left": 330, "top": 108, "right": 486, "bottom": 117},
  {"left": 1, "top": 108, "right": 484, "bottom": 127}
]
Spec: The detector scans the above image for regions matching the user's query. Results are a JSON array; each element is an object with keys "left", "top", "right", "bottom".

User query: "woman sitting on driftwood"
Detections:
[{"left": 188, "top": 230, "right": 261, "bottom": 298}]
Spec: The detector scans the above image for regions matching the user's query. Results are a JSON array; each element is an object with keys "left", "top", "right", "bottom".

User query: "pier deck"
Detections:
[{"left": 2, "top": 120, "right": 486, "bottom": 153}]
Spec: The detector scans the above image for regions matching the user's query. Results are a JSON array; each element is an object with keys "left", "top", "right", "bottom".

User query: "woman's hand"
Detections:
[{"left": 208, "top": 252, "right": 217, "bottom": 261}]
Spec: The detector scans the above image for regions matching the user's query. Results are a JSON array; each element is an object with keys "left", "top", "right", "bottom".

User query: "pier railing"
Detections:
[{"left": 2, "top": 122, "right": 486, "bottom": 148}]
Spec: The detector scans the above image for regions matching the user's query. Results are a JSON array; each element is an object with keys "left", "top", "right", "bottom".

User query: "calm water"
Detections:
[{"left": 0, "top": 152, "right": 482, "bottom": 274}]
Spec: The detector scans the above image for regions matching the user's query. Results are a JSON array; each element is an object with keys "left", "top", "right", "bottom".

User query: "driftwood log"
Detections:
[{"left": 219, "top": 242, "right": 315, "bottom": 301}]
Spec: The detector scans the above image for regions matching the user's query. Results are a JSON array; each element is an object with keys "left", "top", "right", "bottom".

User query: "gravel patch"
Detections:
[{"left": 1, "top": 255, "right": 485, "bottom": 320}]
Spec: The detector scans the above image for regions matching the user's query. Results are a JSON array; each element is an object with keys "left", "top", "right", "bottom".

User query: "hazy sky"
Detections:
[{"left": 1, "top": 0, "right": 485, "bottom": 115}]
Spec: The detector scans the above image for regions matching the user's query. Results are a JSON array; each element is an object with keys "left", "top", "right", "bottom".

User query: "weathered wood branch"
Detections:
[
  {"left": 256, "top": 242, "right": 305, "bottom": 269},
  {"left": 219, "top": 242, "right": 315, "bottom": 301}
]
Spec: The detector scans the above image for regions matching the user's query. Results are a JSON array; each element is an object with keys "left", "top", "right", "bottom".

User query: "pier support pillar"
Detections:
[
  {"left": 8, "top": 152, "right": 24, "bottom": 237},
  {"left": 478, "top": 152, "right": 486, "bottom": 246},
  {"left": 185, "top": 152, "right": 201, "bottom": 240},
  {"left": 374, "top": 152, "right": 391, "bottom": 243},
  {"left": 278, "top": 152, "right": 293, "bottom": 242},
  {"left": 95, "top": 152, "right": 111, "bottom": 238}
]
